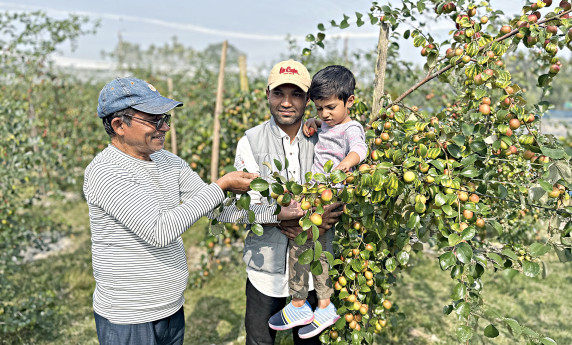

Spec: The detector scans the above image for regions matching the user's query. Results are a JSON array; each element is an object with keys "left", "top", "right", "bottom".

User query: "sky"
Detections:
[{"left": 0, "top": 0, "right": 543, "bottom": 70}]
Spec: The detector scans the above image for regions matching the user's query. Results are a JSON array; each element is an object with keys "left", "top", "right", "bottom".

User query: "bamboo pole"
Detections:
[
  {"left": 210, "top": 40, "right": 228, "bottom": 182},
  {"left": 371, "top": 22, "right": 389, "bottom": 121},
  {"left": 239, "top": 55, "right": 249, "bottom": 93},
  {"left": 167, "top": 77, "right": 177, "bottom": 155},
  {"left": 239, "top": 55, "right": 249, "bottom": 126}
]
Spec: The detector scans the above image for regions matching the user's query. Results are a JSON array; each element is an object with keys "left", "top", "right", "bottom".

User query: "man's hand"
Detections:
[
  {"left": 215, "top": 171, "right": 258, "bottom": 194},
  {"left": 277, "top": 200, "right": 304, "bottom": 221},
  {"left": 317, "top": 201, "right": 343, "bottom": 232},
  {"left": 279, "top": 202, "right": 343, "bottom": 240}
]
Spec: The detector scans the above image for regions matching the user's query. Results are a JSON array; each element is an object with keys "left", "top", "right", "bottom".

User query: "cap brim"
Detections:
[
  {"left": 268, "top": 80, "right": 309, "bottom": 93},
  {"left": 131, "top": 96, "right": 183, "bottom": 115}
]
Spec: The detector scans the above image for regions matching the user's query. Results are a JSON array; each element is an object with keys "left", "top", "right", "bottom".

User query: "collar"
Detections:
[{"left": 269, "top": 116, "right": 304, "bottom": 143}]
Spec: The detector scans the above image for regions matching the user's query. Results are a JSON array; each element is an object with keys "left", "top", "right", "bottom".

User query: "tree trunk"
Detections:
[{"left": 371, "top": 23, "right": 389, "bottom": 121}]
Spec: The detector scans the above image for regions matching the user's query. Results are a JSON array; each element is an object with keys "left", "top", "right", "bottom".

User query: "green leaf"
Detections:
[
  {"left": 310, "top": 260, "right": 323, "bottom": 275},
  {"left": 324, "top": 160, "right": 334, "bottom": 173},
  {"left": 456, "top": 242, "right": 473, "bottom": 264},
  {"left": 469, "top": 141, "right": 487, "bottom": 154},
  {"left": 313, "top": 173, "right": 327, "bottom": 183},
  {"left": 497, "top": 184, "right": 508, "bottom": 199},
  {"left": 331, "top": 169, "right": 347, "bottom": 184},
  {"left": 435, "top": 193, "right": 447, "bottom": 207},
  {"left": 248, "top": 210, "right": 255, "bottom": 223},
  {"left": 541, "top": 337, "right": 557, "bottom": 345},
  {"left": 324, "top": 251, "right": 334, "bottom": 266},
  {"left": 540, "top": 146, "right": 566, "bottom": 159},
  {"left": 446, "top": 144, "right": 462, "bottom": 158},
  {"left": 299, "top": 248, "right": 314, "bottom": 265},
  {"left": 484, "top": 324, "right": 500, "bottom": 338},
  {"left": 313, "top": 240, "right": 323, "bottom": 262},
  {"left": 385, "top": 257, "right": 397, "bottom": 272},
  {"left": 503, "top": 318, "right": 522, "bottom": 336},
  {"left": 251, "top": 224, "right": 264, "bottom": 236},
  {"left": 529, "top": 242, "right": 551, "bottom": 258},
  {"left": 406, "top": 212, "right": 420, "bottom": 229},
  {"left": 442, "top": 204, "right": 454, "bottom": 216},
  {"left": 451, "top": 282, "right": 467, "bottom": 300},
  {"left": 448, "top": 233, "right": 462, "bottom": 247},
  {"left": 274, "top": 159, "right": 282, "bottom": 171},
  {"left": 295, "top": 231, "right": 308, "bottom": 246},
  {"left": 548, "top": 161, "right": 572, "bottom": 184},
  {"left": 460, "top": 167, "right": 480, "bottom": 178},
  {"left": 271, "top": 183, "right": 284, "bottom": 195},
  {"left": 456, "top": 325, "right": 473, "bottom": 342},
  {"left": 461, "top": 227, "right": 476, "bottom": 241},
  {"left": 539, "top": 180, "right": 554, "bottom": 193},
  {"left": 439, "top": 251, "right": 456, "bottom": 270},
  {"left": 501, "top": 248, "right": 518, "bottom": 261},
  {"left": 238, "top": 193, "right": 251, "bottom": 210},
  {"left": 250, "top": 178, "right": 269, "bottom": 192},
  {"left": 289, "top": 183, "right": 303, "bottom": 195},
  {"left": 455, "top": 301, "right": 470, "bottom": 319},
  {"left": 396, "top": 251, "right": 410, "bottom": 265},
  {"left": 430, "top": 159, "right": 445, "bottom": 172},
  {"left": 312, "top": 225, "right": 319, "bottom": 243},
  {"left": 522, "top": 260, "right": 540, "bottom": 277}
]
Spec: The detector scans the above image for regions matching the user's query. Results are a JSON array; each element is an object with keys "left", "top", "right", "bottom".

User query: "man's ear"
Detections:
[
  {"left": 346, "top": 95, "right": 355, "bottom": 108},
  {"left": 111, "top": 117, "right": 125, "bottom": 136}
]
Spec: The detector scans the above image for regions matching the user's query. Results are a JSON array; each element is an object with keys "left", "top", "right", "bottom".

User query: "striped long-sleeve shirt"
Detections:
[{"left": 83, "top": 145, "right": 276, "bottom": 324}]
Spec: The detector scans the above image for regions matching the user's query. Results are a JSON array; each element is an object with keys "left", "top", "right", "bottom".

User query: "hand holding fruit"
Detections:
[
  {"left": 215, "top": 171, "right": 259, "bottom": 194},
  {"left": 303, "top": 118, "right": 320, "bottom": 137},
  {"left": 277, "top": 200, "right": 304, "bottom": 221}
]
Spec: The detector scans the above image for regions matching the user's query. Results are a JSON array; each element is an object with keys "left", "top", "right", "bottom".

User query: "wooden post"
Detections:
[
  {"left": 239, "top": 55, "right": 249, "bottom": 93},
  {"left": 239, "top": 55, "right": 249, "bottom": 126},
  {"left": 167, "top": 78, "right": 177, "bottom": 155},
  {"left": 210, "top": 40, "right": 228, "bottom": 182},
  {"left": 371, "top": 23, "right": 389, "bottom": 121}
]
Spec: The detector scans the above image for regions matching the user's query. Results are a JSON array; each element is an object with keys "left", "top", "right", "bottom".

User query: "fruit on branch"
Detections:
[
  {"left": 500, "top": 25, "right": 512, "bottom": 34},
  {"left": 310, "top": 213, "right": 323, "bottom": 226},
  {"left": 549, "top": 63, "right": 561, "bottom": 74},
  {"left": 321, "top": 189, "right": 333, "bottom": 203},
  {"left": 560, "top": 1, "right": 571, "bottom": 11},
  {"left": 469, "top": 194, "right": 480, "bottom": 203},
  {"left": 509, "top": 118, "right": 521, "bottom": 130},
  {"left": 403, "top": 170, "right": 416, "bottom": 183},
  {"left": 479, "top": 103, "right": 491, "bottom": 115}
]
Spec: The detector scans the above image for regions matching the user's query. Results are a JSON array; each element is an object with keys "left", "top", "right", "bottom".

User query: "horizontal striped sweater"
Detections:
[{"left": 83, "top": 145, "right": 276, "bottom": 324}]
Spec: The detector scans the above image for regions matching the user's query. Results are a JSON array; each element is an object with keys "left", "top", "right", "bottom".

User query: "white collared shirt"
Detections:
[{"left": 234, "top": 123, "right": 314, "bottom": 297}]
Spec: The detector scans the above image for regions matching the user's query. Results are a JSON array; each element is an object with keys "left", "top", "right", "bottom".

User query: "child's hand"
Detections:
[
  {"left": 303, "top": 118, "right": 318, "bottom": 137},
  {"left": 334, "top": 162, "right": 352, "bottom": 173}
]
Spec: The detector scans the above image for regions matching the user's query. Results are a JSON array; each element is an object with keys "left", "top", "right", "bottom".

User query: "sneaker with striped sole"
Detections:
[
  {"left": 268, "top": 301, "right": 314, "bottom": 331},
  {"left": 298, "top": 302, "right": 340, "bottom": 339}
]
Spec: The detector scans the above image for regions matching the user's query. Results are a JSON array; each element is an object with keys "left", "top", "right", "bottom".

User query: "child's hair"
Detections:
[{"left": 308, "top": 65, "right": 355, "bottom": 104}]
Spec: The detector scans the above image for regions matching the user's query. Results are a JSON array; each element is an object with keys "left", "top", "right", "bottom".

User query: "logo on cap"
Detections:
[
  {"left": 279, "top": 66, "right": 299, "bottom": 75},
  {"left": 147, "top": 83, "right": 157, "bottom": 92}
]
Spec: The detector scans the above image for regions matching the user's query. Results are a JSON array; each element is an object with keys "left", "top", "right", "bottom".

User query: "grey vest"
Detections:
[{"left": 242, "top": 117, "right": 317, "bottom": 274}]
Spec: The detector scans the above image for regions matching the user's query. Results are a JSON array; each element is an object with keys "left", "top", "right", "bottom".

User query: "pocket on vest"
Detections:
[{"left": 243, "top": 227, "right": 288, "bottom": 274}]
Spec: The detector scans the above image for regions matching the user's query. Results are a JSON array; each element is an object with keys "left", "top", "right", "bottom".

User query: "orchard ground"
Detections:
[{"left": 5, "top": 198, "right": 571, "bottom": 345}]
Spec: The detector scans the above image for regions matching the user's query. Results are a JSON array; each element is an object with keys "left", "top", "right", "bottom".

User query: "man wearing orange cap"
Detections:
[{"left": 234, "top": 60, "right": 342, "bottom": 344}]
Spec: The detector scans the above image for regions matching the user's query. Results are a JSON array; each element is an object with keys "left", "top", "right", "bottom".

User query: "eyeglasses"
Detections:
[{"left": 124, "top": 114, "right": 171, "bottom": 131}]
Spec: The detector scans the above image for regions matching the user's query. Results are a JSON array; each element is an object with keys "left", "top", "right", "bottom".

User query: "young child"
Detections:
[{"left": 268, "top": 65, "right": 367, "bottom": 339}]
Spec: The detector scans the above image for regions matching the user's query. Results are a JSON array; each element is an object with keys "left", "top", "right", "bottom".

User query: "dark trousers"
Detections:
[
  {"left": 94, "top": 307, "right": 184, "bottom": 345},
  {"left": 245, "top": 278, "right": 321, "bottom": 345}
]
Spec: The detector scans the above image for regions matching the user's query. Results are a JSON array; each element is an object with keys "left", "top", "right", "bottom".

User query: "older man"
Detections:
[{"left": 84, "top": 77, "right": 298, "bottom": 345}]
